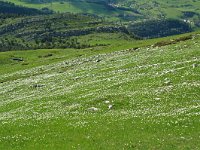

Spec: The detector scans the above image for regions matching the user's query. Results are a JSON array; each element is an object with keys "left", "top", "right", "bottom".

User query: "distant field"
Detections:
[
  {"left": 0, "top": 32, "right": 199, "bottom": 149},
  {"left": 4, "top": 0, "right": 134, "bottom": 20},
  {"left": 117, "top": 0, "right": 200, "bottom": 16},
  {"left": 5, "top": 0, "right": 200, "bottom": 21}
]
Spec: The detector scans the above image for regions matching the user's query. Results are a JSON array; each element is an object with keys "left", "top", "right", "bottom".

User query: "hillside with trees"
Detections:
[
  {"left": 0, "top": 1, "right": 51, "bottom": 15},
  {"left": 0, "top": 11, "right": 132, "bottom": 51}
]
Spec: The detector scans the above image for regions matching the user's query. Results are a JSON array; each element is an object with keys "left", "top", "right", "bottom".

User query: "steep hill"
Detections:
[{"left": 0, "top": 32, "right": 199, "bottom": 149}]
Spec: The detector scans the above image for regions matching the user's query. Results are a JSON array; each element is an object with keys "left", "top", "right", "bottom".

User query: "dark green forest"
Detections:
[{"left": 128, "top": 19, "right": 192, "bottom": 38}]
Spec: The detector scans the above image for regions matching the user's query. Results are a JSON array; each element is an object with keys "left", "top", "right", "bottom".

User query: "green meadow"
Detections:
[{"left": 0, "top": 32, "right": 199, "bottom": 149}]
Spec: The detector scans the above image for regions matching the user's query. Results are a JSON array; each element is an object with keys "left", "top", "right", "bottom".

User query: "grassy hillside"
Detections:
[
  {"left": 0, "top": 1, "right": 199, "bottom": 149},
  {"left": 4, "top": 0, "right": 141, "bottom": 21},
  {"left": 5, "top": 0, "right": 200, "bottom": 24},
  {"left": 0, "top": 6, "right": 192, "bottom": 52},
  {"left": 116, "top": 0, "right": 200, "bottom": 16},
  {"left": 0, "top": 32, "right": 199, "bottom": 149},
  {"left": 0, "top": 0, "right": 195, "bottom": 43},
  {"left": 0, "top": 12, "right": 134, "bottom": 51}
]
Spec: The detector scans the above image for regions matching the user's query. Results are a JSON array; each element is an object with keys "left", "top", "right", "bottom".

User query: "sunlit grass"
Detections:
[{"left": 0, "top": 32, "right": 199, "bottom": 149}]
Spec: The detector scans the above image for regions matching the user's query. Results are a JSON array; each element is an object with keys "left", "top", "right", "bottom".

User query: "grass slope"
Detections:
[
  {"left": 4, "top": 0, "right": 138, "bottom": 20},
  {"left": 0, "top": 33, "right": 200, "bottom": 149},
  {"left": 5, "top": 0, "right": 200, "bottom": 21}
]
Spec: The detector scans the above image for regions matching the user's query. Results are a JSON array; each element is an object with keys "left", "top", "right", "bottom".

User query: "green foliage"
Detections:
[{"left": 128, "top": 19, "right": 192, "bottom": 39}]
